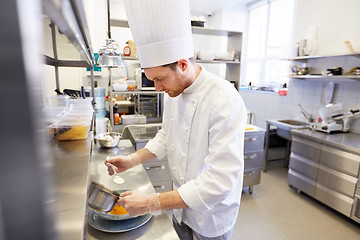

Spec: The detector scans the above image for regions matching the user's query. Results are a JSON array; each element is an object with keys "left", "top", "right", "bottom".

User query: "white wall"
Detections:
[{"left": 238, "top": 0, "right": 360, "bottom": 133}]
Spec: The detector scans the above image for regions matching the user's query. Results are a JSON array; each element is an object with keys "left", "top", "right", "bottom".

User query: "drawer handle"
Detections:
[
  {"left": 244, "top": 171, "right": 256, "bottom": 177},
  {"left": 154, "top": 185, "right": 165, "bottom": 190},
  {"left": 244, "top": 154, "right": 257, "bottom": 160},
  {"left": 245, "top": 137, "right": 258, "bottom": 141},
  {"left": 145, "top": 166, "right": 165, "bottom": 171}
]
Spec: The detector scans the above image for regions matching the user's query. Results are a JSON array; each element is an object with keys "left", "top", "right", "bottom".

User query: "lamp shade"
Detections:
[{"left": 97, "top": 39, "right": 125, "bottom": 68}]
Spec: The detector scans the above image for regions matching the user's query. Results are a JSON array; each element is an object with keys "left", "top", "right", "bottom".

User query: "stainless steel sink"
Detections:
[
  {"left": 278, "top": 120, "right": 309, "bottom": 126},
  {"left": 266, "top": 119, "right": 309, "bottom": 140}
]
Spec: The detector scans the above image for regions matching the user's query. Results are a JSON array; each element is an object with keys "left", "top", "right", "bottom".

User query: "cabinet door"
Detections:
[
  {"left": 289, "top": 152, "right": 319, "bottom": 180},
  {"left": 244, "top": 132, "right": 265, "bottom": 152},
  {"left": 152, "top": 180, "right": 173, "bottom": 193},
  {"left": 287, "top": 169, "right": 316, "bottom": 197},
  {"left": 315, "top": 183, "right": 354, "bottom": 217},
  {"left": 320, "top": 145, "right": 360, "bottom": 177},
  {"left": 291, "top": 136, "right": 322, "bottom": 162},
  {"left": 244, "top": 150, "right": 263, "bottom": 170},
  {"left": 317, "top": 164, "right": 357, "bottom": 198},
  {"left": 243, "top": 169, "right": 261, "bottom": 187},
  {"left": 142, "top": 161, "right": 171, "bottom": 182}
]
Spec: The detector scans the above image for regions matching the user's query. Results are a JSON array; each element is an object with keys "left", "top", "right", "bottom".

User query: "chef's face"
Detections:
[{"left": 144, "top": 60, "right": 191, "bottom": 97}]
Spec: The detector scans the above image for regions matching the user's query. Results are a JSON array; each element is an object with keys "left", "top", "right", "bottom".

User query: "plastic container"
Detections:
[
  {"left": 46, "top": 95, "right": 70, "bottom": 108},
  {"left": 121, "top": 114, "right": 146, "bottom": 124},
  {"left": 114, "top": 113, "right": 120, "bottom": 125},
  {"left": 53, "top": 120, "right": 91, "bottom": 140},
  {"left": 127, "top": 80, "right": 136, "bottom": 91}
]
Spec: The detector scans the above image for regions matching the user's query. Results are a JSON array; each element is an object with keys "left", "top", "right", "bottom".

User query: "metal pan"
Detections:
[{"left": 88, "top": 181, "right": 120, "bottom": 212}]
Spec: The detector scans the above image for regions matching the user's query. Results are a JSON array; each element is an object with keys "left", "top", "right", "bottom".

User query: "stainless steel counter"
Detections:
[
  {"left": 53, "top": 136, "right": 93, "bottom": 240},
  {"left": 85, "top": 139, "right": 178, "bottom": 240},
  {"left": 291, "top": 129, "right": 360, "bottom": 154}
]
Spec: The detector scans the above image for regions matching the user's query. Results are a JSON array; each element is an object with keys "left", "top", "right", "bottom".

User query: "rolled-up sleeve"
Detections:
[{"left": 178, "top": 180, "right": 210, "bottom": 214}]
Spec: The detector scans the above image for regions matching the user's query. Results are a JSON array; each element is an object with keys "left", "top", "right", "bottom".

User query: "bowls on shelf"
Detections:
[
  {"left": 95, "top": 132, "right": 122, "bottom": 148},
  {"left": 297, "top": 67, "right": 311, "bottom": 75},
  {"left": 113, "top": 83, "right": 128, "bottom": 92}
]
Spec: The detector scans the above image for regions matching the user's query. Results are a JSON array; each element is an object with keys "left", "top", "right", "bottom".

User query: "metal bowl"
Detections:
[
  {"left": 88, "top": 181, "right": 120, "bottom": 212},
  {"left": 297, "top": 67, "right": 311, "bottom": 75},
  {"left": 93, "top": 189, "right": 131, "bottom": 220},
  {"left": 95, "top": 132, "right": 122, "bottom": 148}
]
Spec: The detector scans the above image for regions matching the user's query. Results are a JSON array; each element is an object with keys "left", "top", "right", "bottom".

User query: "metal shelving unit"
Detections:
[
  {"left": 110, "top": 19, "right": 243, "bottom": 88},
  {"left": 286, "top": 53, "right": 360, "bottom": 82}
]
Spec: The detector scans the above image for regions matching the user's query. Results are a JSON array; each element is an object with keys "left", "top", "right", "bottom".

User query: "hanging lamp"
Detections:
[{"left": 97, "top": 0, "right": 124, "bottom": 68}]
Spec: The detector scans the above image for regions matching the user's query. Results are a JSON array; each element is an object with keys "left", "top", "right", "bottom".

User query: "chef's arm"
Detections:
[
  {"left": 158, "top": 190, "right": 188, "bottom": 209},
  {"left": 133, "top": 147, "right": 157, "bottom": 164}
]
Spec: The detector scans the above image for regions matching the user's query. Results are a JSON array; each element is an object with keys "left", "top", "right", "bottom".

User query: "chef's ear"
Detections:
[{"left": 177, "top": 58, "right": 189, "bottom": 72}]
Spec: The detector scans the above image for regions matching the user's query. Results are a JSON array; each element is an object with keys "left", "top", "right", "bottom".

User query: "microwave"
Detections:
[{"left": 135, "top": 68, "right": 155, "bottom": 90}]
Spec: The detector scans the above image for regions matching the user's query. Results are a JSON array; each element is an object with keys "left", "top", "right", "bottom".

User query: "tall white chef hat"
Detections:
[{"left": 123, "top": 0, "right": 194, "bottom": 68}]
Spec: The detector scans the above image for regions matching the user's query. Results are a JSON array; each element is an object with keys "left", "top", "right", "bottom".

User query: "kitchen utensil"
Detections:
[
  {"left": 88, "top": 209, "right": 152, "bottom": 232},
  {"left": 88, "top": 181, "right": 120, "bottom": 212},
  {"left": 95, "top": 132, "right": 122, "bottom": 148},
  {"left": 297, "top": 67, "right": 311, "bottom": 75},
  {"left": 327, "top": 67, "right": 342, "bottom": 75},
  {"left": 93, "top": 189, "right": 129, "bottom": 220},
  {"left": 107, "top": 160, "right": 125, "bottom": 185}
]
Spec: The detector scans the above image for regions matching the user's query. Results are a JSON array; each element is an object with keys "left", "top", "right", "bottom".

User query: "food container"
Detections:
[
  {"left": 95, "top": 132, "right": 122, "bottom": 148},
  {"left": 52, "top": 120, "right": 91, "bottom": 140},
  {"left": 127, "top": 80, "right": 136, "bottom": 91},
  {"left": 88, "top": 181, "right": 120, "bottom": 212},
  {"left": 46, "top": 95, "right": 70, "bottom": 108},
  {"left": 121, "top": 114, "right": 146, "bottom": 124}
]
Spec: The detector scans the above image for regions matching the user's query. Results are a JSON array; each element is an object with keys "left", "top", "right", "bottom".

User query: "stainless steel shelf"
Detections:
[
  {"left": 196, "top": 60, "right": 241, "bottom": 64},
  {"left": 43, "top": 0, "right": 95, "bottom": 66},
  {"left": 112, "top": 91, "right": 165, "bottom": 94},
  {"left": 110, "top": 19, "right": 242, "bottom": 36},
  {"left": 290, "top": 75, "right": 360, "bottom": 82},
  {"left": 283, "top": 52, "right": 360, "bottom": 61}
]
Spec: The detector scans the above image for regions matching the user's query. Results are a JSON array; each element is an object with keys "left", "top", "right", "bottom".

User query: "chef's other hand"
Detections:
[
  {"left": 104, "top": 153, "right": 140, "bottom": 175},
  {"left": 118, "top": 190, "right": 161, "bottom": 217}
]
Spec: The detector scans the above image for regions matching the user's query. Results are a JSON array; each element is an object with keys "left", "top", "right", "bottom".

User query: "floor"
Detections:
[{"left": 233, "top": 167, "right": 360, "bottom": 240}]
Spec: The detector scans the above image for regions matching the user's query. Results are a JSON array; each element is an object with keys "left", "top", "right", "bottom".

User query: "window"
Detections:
[{"left": 242, "top": 0, "right": 296, "bottom": 88}]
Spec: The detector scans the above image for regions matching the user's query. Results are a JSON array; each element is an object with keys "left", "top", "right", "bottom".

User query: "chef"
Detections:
[{"left": 105, "top": 0, "right": 247, "bottom": 239}]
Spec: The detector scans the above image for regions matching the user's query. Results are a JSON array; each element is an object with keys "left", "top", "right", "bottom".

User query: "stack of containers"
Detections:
[
  {"left": 45, "top": 95, "right": 94, "bottom": 141},
  {"left": 43, "top": 95, "right": 70, "bottom": 140}
]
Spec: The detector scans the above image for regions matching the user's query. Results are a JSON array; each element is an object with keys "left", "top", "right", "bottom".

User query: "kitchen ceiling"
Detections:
[{"left": 189, "top": 0, "right": 255, "bottom": 14}]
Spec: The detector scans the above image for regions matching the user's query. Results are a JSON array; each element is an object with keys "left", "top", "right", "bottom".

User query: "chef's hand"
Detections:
[
  {"left": 118, "top": 190, "right": 161, "bottom": 217},
  {"left": 104, "top": 153, "right": 140, "bottom": 175}
]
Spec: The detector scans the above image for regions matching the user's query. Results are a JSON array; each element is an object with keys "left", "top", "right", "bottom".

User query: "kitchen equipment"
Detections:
[
  {"left": 135, "top": 68, "right": 155, "bottom": 90},
  {"left": 327, "top": 67, "right": 342, "bottom": 75},
  {"left": 297, "top": 67, "right": 311, "bottom": 75},
  {"left": 88, "top": 181, "right": 120, "bottom": 212},
  {"left": 312, "top": 104, "right": 360, "bottom": 133},
  {"left": 95, "top": 132, "right": 122, "bottom": 148},
  {"left": 88, "top": 210, "right": 152, "bottom": 232},
  {"left": 93, "top": 189, "right": 129, "bottom": 220},
  {"left": 122, "top": 114, "right": 146, "bottom": 124}
]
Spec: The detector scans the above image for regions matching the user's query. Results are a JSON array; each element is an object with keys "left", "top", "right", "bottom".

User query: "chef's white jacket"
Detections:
[{"left": 145, "top": 67, "right": 247, "bottom": 237}]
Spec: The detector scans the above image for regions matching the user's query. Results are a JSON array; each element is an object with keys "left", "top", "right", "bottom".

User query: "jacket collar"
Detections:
[{"left": 182, "top": 66, "right": 205, "bottom": 95}]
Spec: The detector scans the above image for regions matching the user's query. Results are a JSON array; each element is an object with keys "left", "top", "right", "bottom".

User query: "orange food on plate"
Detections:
[{"left": 109, "top": 203, "right": 128, "bottom": 215}]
